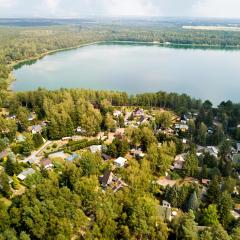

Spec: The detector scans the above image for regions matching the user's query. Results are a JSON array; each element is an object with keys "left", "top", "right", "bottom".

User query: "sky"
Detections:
[{"left": 0, "top": 0, "right": 240, "bottom": 19}]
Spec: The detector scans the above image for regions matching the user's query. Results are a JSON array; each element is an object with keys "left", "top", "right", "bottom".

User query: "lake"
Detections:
[{"left": 12, "top": 42, "right": 240, "bottom": 105}]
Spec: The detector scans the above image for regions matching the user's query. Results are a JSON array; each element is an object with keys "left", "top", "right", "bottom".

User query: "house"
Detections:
[
  {"left": 102, "top": 153, "right": 111, "bottom": 161},
  {"left": 175, "top": 124, "right": 189, "bottom": 132},
  {"left": 16, "top": 134, "right": 26, "bottom": 142},
  {"left": 237, "top": 143, "right": 240, "bottom": 153},
  {"left": 114, "top": 157, "right": 127, "bottom": 167},
  {"left": 162, "top": 200, "right": 171, "bottom": 208},
  {"left": 113, "top": 110, "right": 122, "bottom": 118},
  {"left": 41, "top": 159, "right": 53, "bottom": 169},
  {"left": 100, "top": 171, "right": 113, "bottom": 187},
  {"left": 133, "top": 108, "right": 144, "bottom": 116},
  {"left": 115, "top": 128, "right": 125, "bottom": 137},
  {"left": 156, "top": 202, "right": 172, "bottom": 221},
  {"left": 201, "top": 179, "right": 210, "bottom": 185},
  {"left": 89, "top": 145, "right": 102, "bottom": 153},
  {"left": 0, "top": 150, "right": 8, "bottom": 160},
  {"left": 206, "top": 146, "right": 219, "bottom": 158},
  {"left": 8, "top": 114, "right": 16, "bottom": 120},
  {"left": 28, "top": 157, "right": 38, "bottom": 165},
  {"left": 65, "top": 153, "right": 79, "bottom": 162},
  {"left": 173, "top": 154, "right": 186, "bottom": 170},
  {"left": 31, "top": 125, "right": 42, "bottom": 134},
  {"left": 17, "top": 168, "right": 35, "bottom": 181},
  {"left": 76, "top": 126, "right": 86, "bottom": 134},
  {"left": 130, "top": 148, "right": 145, "bottom": 159},
  {"left": 27, "top": 114, "right": 35, "bottom": 121}
]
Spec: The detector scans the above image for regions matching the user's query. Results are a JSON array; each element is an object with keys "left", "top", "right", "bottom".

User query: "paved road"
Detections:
[{"left": 21, "top": 140, "right": 52, "bottom": 163}]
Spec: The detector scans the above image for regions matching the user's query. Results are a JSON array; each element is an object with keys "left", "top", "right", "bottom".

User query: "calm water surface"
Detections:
[{"left": 12, "top": 43, "right": 240, "bottom": 105}]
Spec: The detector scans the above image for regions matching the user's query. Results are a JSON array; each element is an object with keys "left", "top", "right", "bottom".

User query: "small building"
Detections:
[
  {"left": 89, "top": 145, "right": 102, "bottom": 153},
  {"left": 28, "top": 157, "right": 39, "bottom": 165},
  {"left": 114, "top": 157, "right": 127, "bottom": 168},
  {"left": 156, "top": 204, "right": 172, "bottom": 222},
  {"left": 102, "top": 153, "right": 111, "bottom": 161},
  {"left": 130, "top": 148, "right": 145, "bottom": 159},
  {"left": 201, "top": 179, "right": 210, "bottom": 185},
  {"left": 113, "top": 110, "right": 122, "bottom": 118},
  {"left": 31, "top": 125, "right": 42, "bottom": 134},
  {"left": 133, "top": 108, "right": 144, "bottom": 116},
  {"left": 173, "top": 154, "right": 186, "bottom": 170},
  {"left": 100, "top": 171, "right": 113, "bottom": 187},
  {"left": 41, "top": 159, "right": 53, "bottom": 169},
  {"left": 16, "top": 134, "right": 26, "bottom": 142},
  {"left": 17, "top": 168, "right": 35, "bottom": 181},
  {"left": 206, "top": 146, "right": 219, "bottom": 158},
  {"left": 28, "top": 114, "right": 35, "bottom": 121},
  {"left": 162, "top": 200, "right": 171, "bottom": 208}
]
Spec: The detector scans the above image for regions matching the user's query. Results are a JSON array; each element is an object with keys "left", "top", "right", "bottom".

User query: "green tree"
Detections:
[
  {"left": 0, "top": 172, "right": 11, "bottom": 197},
  {"left": 202, "top": 204, "right": 219, "bottom": 226},
  {"left": 32, "top": 133, "right": 44, "bottom": 148},
  {"left": 173, "top": 211, "right": 198, "bottom": 240},
  {"left": 12, "top": 174, "right": 20, "bottom": 190},
  {"left": 155, "top": 111, "right": 172, "bottom": 129},
  {"left": 183, "top": 153, "right": 199, "bottom": 177},
  {"left": 197, "top": 122, "right": 207, "bottom": 146},
  {"left": 5, "top": 157, "right": 15, "bottom": 176},
  {"left": 207, "top": 177, "right": 221, "bottom": 204},
  {"left": 217, "top": 191, "right": 233, "bottom": 228}
]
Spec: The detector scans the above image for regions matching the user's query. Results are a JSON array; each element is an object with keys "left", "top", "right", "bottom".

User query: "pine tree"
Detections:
[
  {"left": 207, "top": 177, "right": 221, "bottom": 204},
  {"left": 217, "top": 191, "right": 233, "bottom": 228},
  {"left": 186, "top": 191, "right": 199, "bottom": 212}
]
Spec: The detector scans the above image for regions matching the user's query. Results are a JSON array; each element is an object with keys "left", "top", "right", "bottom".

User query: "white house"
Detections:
[
  {"left": 114, "top": 157, "right": 127, "bottom": 167},
  {"left": 89, "top": 145, "right": 102, "bottom": 153},
  {"left": 17, "top": 168, "right": 35, "bottom": 181},
  {"left": 113, "top": 110, "right": 122, "bottom": 118},
  {"left": 206, "top": 146, "right": 219, "bottom": 158}
]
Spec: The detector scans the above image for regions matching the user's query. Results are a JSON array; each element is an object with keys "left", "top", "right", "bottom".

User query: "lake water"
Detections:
[{"left": 12, "top": 43, "right": 240, "bottom": 105}]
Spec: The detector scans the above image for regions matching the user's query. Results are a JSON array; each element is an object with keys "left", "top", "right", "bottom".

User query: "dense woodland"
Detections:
[{"left": 0, "top": 23, "right": 240, "bottom": 239}]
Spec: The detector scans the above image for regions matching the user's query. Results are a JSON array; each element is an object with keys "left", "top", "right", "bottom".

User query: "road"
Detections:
[{"left": 21, "top": 140, "right": 52, "bottom": 163}]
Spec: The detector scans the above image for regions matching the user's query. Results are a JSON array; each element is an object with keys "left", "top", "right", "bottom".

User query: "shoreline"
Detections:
[{"left": 7, "top": 39, "right": 240, "bottom": 90}]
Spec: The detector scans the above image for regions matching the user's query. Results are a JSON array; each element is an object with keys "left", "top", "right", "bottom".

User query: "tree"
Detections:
[
  {"left": 231, "top": 227, "right": 240, "bottom": 240},
  {"left": 5, "top": 157, "right": 15, "bottom": 176},
  {"left": 202, "top": 204, "right": 219, "bottom": 226},
  {"left": 0, "top": 172, "right": 11, "bottom": 197},
  {"left": 173, "top": 211, "right": 198, "bottom": 240},
  {"left": 183, "top": 153, "right": 199, "bottom": 177},
  {"left": 217, "top": 191, "right": 233, "bottom": 228},
  {"left": 186, "top": 191, "right": 199, "bottom": 212},
  {"left": 155, "top": 111, "right": 172, "bottom": 129},
  {"left": 207, "top": 177, "right": 221, "bottom": 204},
  {"left": 12, "top": 174, "right": 20, "bottom": 190},
  {"left": 32, "top": 133, "right": 44, "bottom": 148},
  {"left": 197, "top": 122, "right": 207, "bottom": 146},
  {"left": 104, "top": 113, "right": 116, "bottom": 132},
  {"left": 211, "top": 223, "right": 230, "bottom": 240}
]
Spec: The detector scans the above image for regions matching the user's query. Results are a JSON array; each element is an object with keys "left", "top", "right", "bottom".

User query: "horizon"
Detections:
[{"left": 1, "top": 0, "right": 240, "bottom": 19}]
